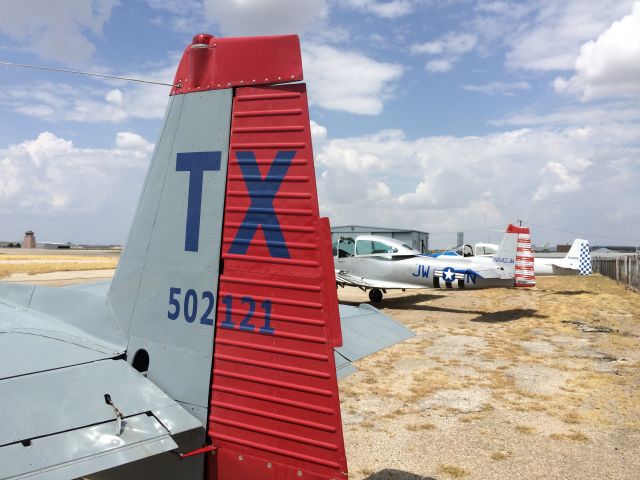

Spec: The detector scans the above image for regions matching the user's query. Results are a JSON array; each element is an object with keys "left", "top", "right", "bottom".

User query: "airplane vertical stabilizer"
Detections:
[
  {"left": 511, "top": 224, "right": 536, "bottom": 287},
  {"left": 571, "top": 239, "right": 592, "bottom": 275},
  {"left": 492, "top": 225, "right": 518, "bottom": 278},
  {"left": 107, "top": 33, "right": 347, "bottom": 480}
]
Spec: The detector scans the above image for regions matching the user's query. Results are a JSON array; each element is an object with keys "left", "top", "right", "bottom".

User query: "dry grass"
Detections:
[
  {"left": 549, "top": 430, "right": 589, "bottom": 442},
  {"left": 490, "top": 451, "right": 511, "bottom": 461},
  {"left": 0, "top": 255, "right": 117, "bottom": 278},
  {"left": 401, "top": 368, "right": 456, "bottom": 402},
  {"left": 514, "top": 424, "right": 535, "bottom": 435},
  {"left": 405, "top": 422, "right": 435, "bottom": 431},
  {"left": 562, "top": 412, "right": 582, "bottom": 424},
  {"left": 438, "top": 464, "right": 470, "bottom": 478}
]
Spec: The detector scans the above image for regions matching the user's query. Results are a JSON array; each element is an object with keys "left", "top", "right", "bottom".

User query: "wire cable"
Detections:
[
  {"left": 0, "top": 60, "right": 178, "bottom": 87},
  {"left": 523, "top": 220, "right": 638, "bottom": 244}
]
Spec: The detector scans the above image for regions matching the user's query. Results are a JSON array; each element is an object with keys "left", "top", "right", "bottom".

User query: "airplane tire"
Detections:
[{"left": 369, "top": 288, "right": 383, "bottom": 303}]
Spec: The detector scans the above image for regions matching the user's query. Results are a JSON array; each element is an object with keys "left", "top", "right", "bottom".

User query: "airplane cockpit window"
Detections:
[
  {"left": 336, "top": 237, "right": 355, "bottom": 257},
  {"left": 476, "top": 245, "right": 497, "bottom": 256},
  {"left": 356, "top": 240, "right": 398, "bottom": 255}
]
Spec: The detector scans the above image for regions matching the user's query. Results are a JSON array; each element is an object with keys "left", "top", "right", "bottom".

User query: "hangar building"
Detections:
[{"left": 331, "top": 225, "right": 430, "bottom": 253}]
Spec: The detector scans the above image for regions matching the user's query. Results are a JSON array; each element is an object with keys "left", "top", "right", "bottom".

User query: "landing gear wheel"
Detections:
[{"left": 369, "top": 288, "right": 383, "bottom": 303}]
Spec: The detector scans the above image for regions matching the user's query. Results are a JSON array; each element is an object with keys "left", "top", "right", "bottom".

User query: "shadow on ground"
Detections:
[
  {"left": 340, "top": 292, "right": 447, "bottom": 308},
  {"left": 470, "top": 308, "right": 548, "bottom": 323},
  {"left": 341, "top": 295, "right": 486, "bottom": 315},
  {"left": 553, "top": 290, "right": 592, "bottom": 295},
  {"left": 364, "top": 469, "right": 436, "bottom": 480}
]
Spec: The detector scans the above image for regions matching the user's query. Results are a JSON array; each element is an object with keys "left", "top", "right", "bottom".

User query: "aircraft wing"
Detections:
[
  {"left": 0, "top": 291, "right": 201, "bottom": 480},
  {"left": 335, "top": 270, "right": 421, "bottom": 290}
]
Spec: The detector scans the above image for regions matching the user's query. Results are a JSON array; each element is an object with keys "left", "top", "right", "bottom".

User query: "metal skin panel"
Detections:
[
  {"left": 0, "top": 283, "right": 34, "bottom": 308},
  {"left": 336, "top": 304, "right": 415, "bottom": 363},
  {"left": 0, "top": 360, "right": 184, "bottom": 446},
  {"left": 109, "top": 89, "right": 232, "bottom": 427},
  {"left": 208, "top": 84, "right": 348, "bottom": 480},
  {"left": 0, "top": 290, "right": 124, "bottom": 379},
  {"left": 0, "top": 414, "right": 177, "bottom": 480}
]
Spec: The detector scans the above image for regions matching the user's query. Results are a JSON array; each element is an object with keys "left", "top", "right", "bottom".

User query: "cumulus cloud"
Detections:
[
  {"left": 490, "top": 102, "right": 640, "bottom": 127},
  {"left": 315, "top": 123, "right": 640, "bottom": 243},
  {"left": 462, "top": 81, "right": 530, "bottom": 96},
  {"left": 0, "top": 0, "right": 117, "bottom": 65},
  {"left": 340, "top": 0, "right": 413, "bottom": 18},
  {"left": 554, "top": 2, "right": 640, "bottom": 100},
  {"left": 0, "top": 131, "right": 152, "bottom": 243},
  {"left": 411, "top": 32, "right": 477, "bottom": 73},
  {"left": 310, "top": 120, "right": 328, "bottom": 148},
  {"left": 302, "top": 43, "right": 404, "bottom": 115},
  {"left": 203, "top": 0, "right": 329, "bottom": 36},
  {"left": 503, "top": 0, "right": 636, "bottom": 71}
]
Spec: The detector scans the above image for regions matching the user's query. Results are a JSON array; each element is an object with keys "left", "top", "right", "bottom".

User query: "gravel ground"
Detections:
[{"left": 338, "top": 275, "right": 640, "bottom": 480}]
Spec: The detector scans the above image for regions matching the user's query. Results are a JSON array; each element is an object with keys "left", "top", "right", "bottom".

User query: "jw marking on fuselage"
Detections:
[{"left": 334, "top": 230, "right": 522, "bottom": 302}]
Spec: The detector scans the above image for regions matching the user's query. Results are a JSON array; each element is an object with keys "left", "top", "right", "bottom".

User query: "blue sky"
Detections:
[{"left": 0, "top": 0, "right": 639, "bottom": 248}]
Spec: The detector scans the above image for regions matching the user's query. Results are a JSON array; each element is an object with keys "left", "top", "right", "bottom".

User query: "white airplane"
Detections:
[
  {"left": 437, "top": 238, "right": 592, "bottom": 276},
  {"left": 333, "top": 224, "right": 535, "bottom": 302}
]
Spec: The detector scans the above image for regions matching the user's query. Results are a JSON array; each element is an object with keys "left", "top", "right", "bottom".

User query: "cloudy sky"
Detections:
[{"left": 0, "top": 0, "right": 638, "bottom": 248}]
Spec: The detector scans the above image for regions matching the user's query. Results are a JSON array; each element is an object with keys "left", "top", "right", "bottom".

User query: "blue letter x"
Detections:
[
  {"left": 176, "top": 151, "right": 221, "bottom": 252},
  {"left": 229, "top": 151, "right": 294, "bottom": 258}
]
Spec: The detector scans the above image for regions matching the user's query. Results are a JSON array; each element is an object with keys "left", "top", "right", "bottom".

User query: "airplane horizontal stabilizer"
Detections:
[{"left": 0, "top": 360, "right": 201, "bottom": 480}]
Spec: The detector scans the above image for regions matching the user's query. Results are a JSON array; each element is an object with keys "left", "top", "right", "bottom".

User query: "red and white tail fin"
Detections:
[
  {"left": 509, "top": 224, "right": 536, "bottom": 287},
  {"left": 108, "top": 34, "right": 347, "bottom": 479}
]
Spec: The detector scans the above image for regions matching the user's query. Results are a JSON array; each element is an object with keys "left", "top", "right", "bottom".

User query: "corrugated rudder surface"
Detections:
[{"left": 208, "top": 84, "right": 348, "bottom": 480}]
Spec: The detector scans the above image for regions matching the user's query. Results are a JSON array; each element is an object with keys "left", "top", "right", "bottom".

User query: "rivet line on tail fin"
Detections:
[
  {"left": 212, "top": 385, "right": 334, "bottom": 414},
  {"left": 215, "top": 353, "right": 331, "bottom": 379},
  {"left": 215, "top": 325, "right": 326, "bottom": 344},
  {"left": 212, "top": 370, "right": 334, "bottom": 397},
  {"left": 226, "top": 206, "right": 313, "bottom": 216},
  {"left": 224, "top": 222, "right": 314, "bottom": 232},
  {"left": 226, "top": 190, "right": 311, "bottom": 199},
  {"left": 211, "top": 403, "right": 337, "bottom": 434},
  {"left": 217, "top": 292, "right": 322, "bottom": 309},
  {"left": 232, "top": 142, "right": 306, "bottom": 149},
  {"left": 215, "top": 338, "right": 329, "bottom": 358},
  {"left": 222, "top": 238, "right": 316, "bottom": 251},
  {"left": 222, "top": 253, "right": 319, "bottom": 268},
  {"left": 233, "top": 126, "right": 305, "bottom": 133},
  {"left": 210, "top": 434, "right": 341, "bottom": 470},
  {"left": 228, "top": 174, "right": 309, "bottom": 182},
  {"left": 213, "top": 417, "right": 339, "bottom": 451},
  {"left": 226, "top": 309, "right": 325, "bottom": 327},
  {"left": 234, "top": 159, "right": 308, "bottom": 167},
  {"left": 222, "top": 276, "right": 322, "bottom": 292},
  {"left": 235, "top": 109, "right": 302, "bottom": 118},
  {"left": 237, "top": 92, "right": 302, "bottom": 102}
]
